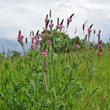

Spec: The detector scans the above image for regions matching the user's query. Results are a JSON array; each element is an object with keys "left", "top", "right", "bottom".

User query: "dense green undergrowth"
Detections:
[{"left": 0, "top": 48, "right": 110, "bottom": 110}]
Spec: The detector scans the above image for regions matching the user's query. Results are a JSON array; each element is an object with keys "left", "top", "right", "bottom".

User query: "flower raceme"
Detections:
[
  {"left": 98, "top": 44, "right": 102, "bottom": 48},
  {"left": 17, "top": 30, "right": 24, "bottom": 42},
  {"left": 98, "top": 51, "right": 102, "bottom": 57},
  {"left": 67, "top": 17, "right": 72, "bottom": 22},
  {"left": 31, "top": 43, "right": 35, "bottom": 48},
  {"left": 98, "top": 49, "right": 102, "bottom": 57},
  {"left": 47, "top": 40, "right": 51, "bottom": 44},
  {"left": 17, "top": 35, "right": 24, "bottom": 42},
  {"left": 76, "top": 44, "right": 81, "bottom": 49},
  {"left": 41, "top": 33, "right": 47, "bottom": 38},
  {"left": 88, "top": 28, "right": 92, "bottom": 33},
  {"left": 49, "top": 23, "right": 54, "bottom": 28},
  {"left": 97, "top": 34, "right": 100, "bottom": 37},
  {"left": 58, "top": 25, "right": 63, "bottom": 30},
  {"left": 45, "top": 18, "right": 49, "bottom": 22},
  {"left": 41, "top": 50, "right": 48, "bottom": 56}
]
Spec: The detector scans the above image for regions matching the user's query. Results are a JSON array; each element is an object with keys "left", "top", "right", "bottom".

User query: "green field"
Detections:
[{"left": 0, "top": 48, "right": 110, "bottom": 110}]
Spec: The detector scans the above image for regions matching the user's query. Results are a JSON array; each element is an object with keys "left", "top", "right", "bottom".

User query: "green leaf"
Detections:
[
  {"left": 91, "top": 86, "right": 100, "bottom": 95},
  {"left": 30, "top": 80, "right": 36, "bottom": 91},
  {"left": 22, "top": 87, "right": 31, "bottom": 98}
]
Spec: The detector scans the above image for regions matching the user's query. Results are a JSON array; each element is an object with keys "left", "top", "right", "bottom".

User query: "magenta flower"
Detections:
[
  {"left": 88, "top": 28, "right": 92, "bottom": 33},
  {"left": 41, "top": 50, "right": 48, "bottom": 56},
  {"left": 98, "top": 44, "right": 102, "bottom": 48},
  {"left": 20, "top": 35, "right": 24, "bottom": 39},
  {"left": 97, "top": 34, "right": 100, "bottom": 37},
  {"left": 49, "top": 23, "right": 54, "bottom": 28},
  {"left": 98, "top": 52, "right": 102, "bottom": 57},
  {"left": 67, "top": 17, "right": 72, "bottom": 22},
  {"left": 37, "top": 39, "right": 40, "bottom": 43},
  {"left": 76, "top": 44, "right": 81, "bottom": 49},
  {"left": 58, "top": 25, "right": 63, "bottom": 29},
  {"left": 17, "top": 35, "right": 24, "bottom": 42},
  {"left": 47, "top": 40, "right": 52, "bottom": 44},
  {"left": 31, "top": 43, "right": 35, "bottom": 48},
  {"left": 45, "top": 18, "right": 49, "bottom": 22},
  {"left": 41, "top": 33, "right": 47, "bottom": 38},
  {"left": 31, "top": 36, "right": 35, "bottom": 40},
  {"left": 98, "top": 49, "right": 102, "bottom": 57}
]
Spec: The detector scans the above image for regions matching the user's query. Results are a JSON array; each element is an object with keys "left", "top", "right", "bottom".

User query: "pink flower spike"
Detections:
[
  {"left": 98, "top": 52, "right": 102, "bottom": 57},
  {"left": 37, "top": 39, "right": 40, "bottom": 43},
  {"left": 45, "top": 18, "right": 49, "bottom": 22},
  {"left": 58, "top": 25, "right": 63, "bottom": 29},
  {"left": 97, "top": 34, "right": 100, "bottom": 37},
  {"left": 88, "top": 28, "right": 92, "bottom": 33},
  {"left": 31, "top": 44, "right": 35, "bottom": 48},
  {"left": 41, "top": 50, "right": 48, "bottom": 56},
  {"left": 98, "top": 44, "right": 102, "bottom": 48},
  {"left": 76, "top": 45, "right": 81, "bottom": 49},
  {"left": 47, "top": 40, "right": 52, "bottom": 44},
  {"left": 20, "top": 35, "right": 24, "bottom": 39},
  {"left": 67, "top": 17, "right": 72, "bottom": 22},
  {"left": 49, "top": 23, "right": 54, "bottom": 28},
  {"left": 17, "top": 37, "right": 20, "bottom": 42},
  {"left": 31, "top": 36, "right": 35, "bottom": 40}
]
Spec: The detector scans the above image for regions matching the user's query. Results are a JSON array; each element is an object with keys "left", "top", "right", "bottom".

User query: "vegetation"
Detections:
[{"left": 0, "top": 10, "right": 110, "bottom": 110}]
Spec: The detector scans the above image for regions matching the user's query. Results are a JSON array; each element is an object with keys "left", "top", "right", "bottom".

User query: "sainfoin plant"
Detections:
[{"left": 1, "top": 10, "right": 109, "bottom": 110}]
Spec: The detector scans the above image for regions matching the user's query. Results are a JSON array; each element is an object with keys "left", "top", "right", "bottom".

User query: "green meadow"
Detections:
[
  {"left": 0, "top": 10, "right": 110, "bottom": 110},
  {"left": 0, "top": 48, "right": 110, "bottom": 110}
]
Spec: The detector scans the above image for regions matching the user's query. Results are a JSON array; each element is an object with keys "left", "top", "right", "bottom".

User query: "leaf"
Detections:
[
  {"left": 22, "top": 87, "right": 31, "bottom": 98},
  {"left": 32, "top": 73, "right": 42, "bottom": 79},
  {"left": 91, "top": 86, "right": 100, "bottom": 95},
  {"left": 42, "top": 99, "right": 51, "bottom": 107},
  {"left": 53, "top": 53, "right": 58, "bottom": 60},
  {"left": 30, "top": 80, "right": 36, "bottom": 91}
]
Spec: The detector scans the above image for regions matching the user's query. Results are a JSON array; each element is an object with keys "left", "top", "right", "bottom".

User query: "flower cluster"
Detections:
[
  {"left": 87, "top": 28, "right": 92, "bottom": 33},
  {"left": 98, "top": 49, "right": 102, "bottom": 57},
  {"left": 58, "top": 24, "right": 63, "bottom": 30},
  {"left": 17, "top": 30, "right": 25, "bottom": 50},
  {"left": 41, "top": 33, "right": 47, "bottom": 38},
  {"left": 49, "top": 23, "right": 54, "bottom": 28},
  {"left": 41, "top": 50, "right": 48, "bottom": 56},
  {"left": 47, "top": 40, "right": 51, "bottom": 44},
  {"left": 67, "top": 17, "right": 72, "bottom": 22}
]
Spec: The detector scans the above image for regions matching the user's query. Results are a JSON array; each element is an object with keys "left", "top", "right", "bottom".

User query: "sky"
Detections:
[{"left": 0, "top": 0, "right": 110, "bottom": 54}]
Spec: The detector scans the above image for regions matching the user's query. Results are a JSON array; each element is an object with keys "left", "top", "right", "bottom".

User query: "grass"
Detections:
[{"left": 0, "top": 48, "right": 110, "bottom": 110}]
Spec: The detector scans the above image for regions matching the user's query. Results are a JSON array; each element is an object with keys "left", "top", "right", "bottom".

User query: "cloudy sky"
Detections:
[{"left": 0, "top": 0, "right": 110, "bottom": 54}]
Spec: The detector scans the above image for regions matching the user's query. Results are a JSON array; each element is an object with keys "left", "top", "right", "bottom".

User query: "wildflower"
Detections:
[
  {"left": 47, "top": 40, "right": 51, "bottom": 44},
  {"left": 49, "top": 23, "right": 54, "bottom": 28},
  {"left": 58, "top": 25, "right": 63, "bottom": 30},
  {"left": 88, "top": 28, "right": 92, "bottom": 33},
  {"left": 67, "top": 17, "right": 72, "bottom": 22},
  {"left": 98, "top": 44, "right": 102, "bottom": 48},
  {"left": 17, "top": 31, "right": 24, "bottom": 42},
  {"left": 98, "top": 49, "right": 102, "bottom": 57},
  {"left": 31, "top": 36, "right": 35, "bottom": 40},
  {"left": 75, "top": 37, "right": 81, "bottom": 49},
  {"left": 41, "top": 50, "right": 48, "bottom": 56},
  {"left": 97, "top": 34, "right": 100, "bottom": 37},
  {"left": 31, "top": 43, "right": 35, "bottom": 48},
  {"left": 37, "top": 39, "right": 40, "bottom": 43},
  {"left": 45, "top": 18, "right": 49, "bottom": 22},
  {"left": 41, "top": 33, "right": 46, "bottom": 38},
  {"left": 76, "top": 44, "right": 81, "bottom": 49}
]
